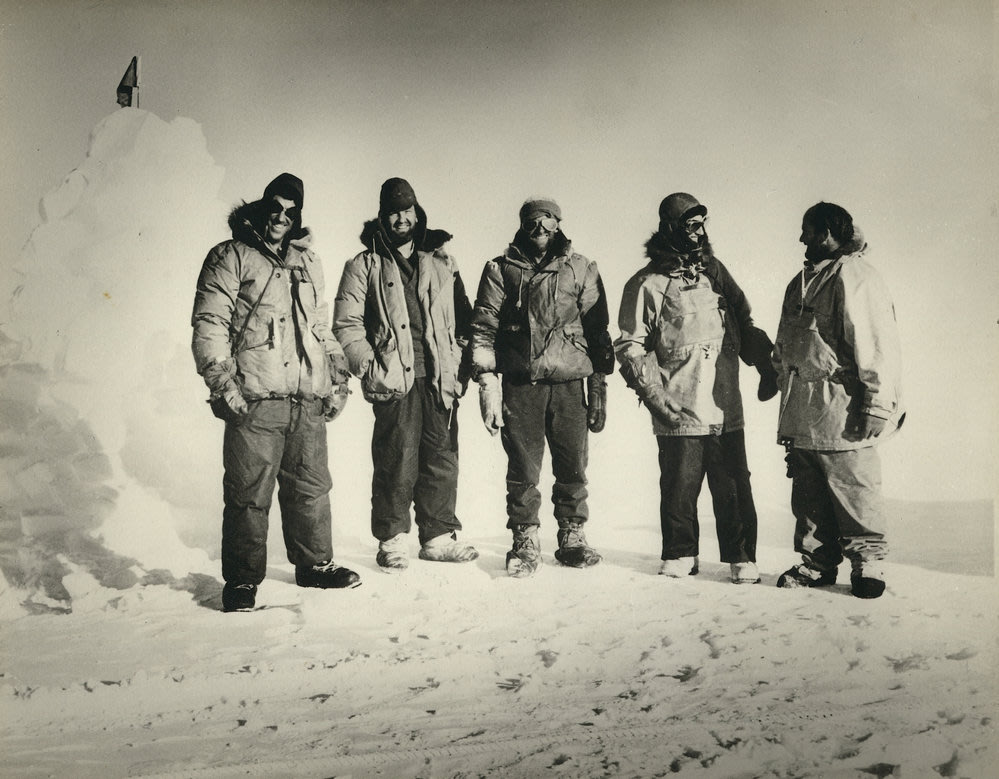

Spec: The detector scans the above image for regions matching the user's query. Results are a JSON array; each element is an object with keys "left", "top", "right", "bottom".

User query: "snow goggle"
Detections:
[
  {"left": 683, "top": 216, "right": 708, "bottom": 233},
  {"left": 267, "top": 201, "right": 301, "bottom": 222},
  {"left": 522, "top": 216, "right": 559, "bottom": 233}
]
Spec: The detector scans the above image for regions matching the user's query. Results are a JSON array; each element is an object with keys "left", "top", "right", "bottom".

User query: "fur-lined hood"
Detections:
[
  {"left": 358, "top": 203, "right": 452, "bottom": 258},
  {"left": 644, "top": 230, "right": 716, "bottom": 274},
  {"left": 227, "top": 200, "right": 312, "bottom": 255}
]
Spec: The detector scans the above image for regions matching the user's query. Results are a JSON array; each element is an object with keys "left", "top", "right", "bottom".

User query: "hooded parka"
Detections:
[
  {"left": 332, "top": 208, "right": 471, "bottom": 408},
  {"left": 470, "top": 233, "right": 614, "bottom": 381},
  {"left": 192, "top": 202, "right": 343, "bottom": 401},
  {"left": 773, "top": 230, "right": 904, "bottom": 450},
  {"left": 616, "top": 235, "right": 759, "bottom": 436}
]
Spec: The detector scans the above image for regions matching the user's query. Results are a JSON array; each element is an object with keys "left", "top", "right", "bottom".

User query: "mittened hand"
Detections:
[
  {"left": 328, "top": 351, "right": 351, "bottom": 385},
  {"left": 477, "top": 373, "right": 503, "bottom": 436},
  {"left": 323, "top": 384, "right": 351, "bottom": 421},
  {"left": 586, "top": 373, "right": 607, "bottom": 433},
  {"left": 757, "top": 363, "right": 779, "bottom": 402},
  {"left": 210, "top": 386, "right": 248, "bottom": 423},
  {"left": 851, "top": 412, "right": 888, "bottom": 440}
]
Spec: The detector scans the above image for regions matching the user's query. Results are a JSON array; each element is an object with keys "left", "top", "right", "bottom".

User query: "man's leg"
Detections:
[
  {"left": 817, "top": 447, "right": 887, "bottom": 597},
  {"left": 500, "top": 380, "right": 548, "bottom": 530},
  {"left": 221, "top": 400, "right": 286, "bottom": 585},
  {"left": 704, "top": 430, "right": 758, "bottom": 564},
  {"left": 276, "top": 398, "right": 333, "bottom": 568},
  {"left": 547, "top": 380, "right": 590, "bottom": 527},
  {"left": 413, "top": 380, "right": 461, "bottom": 545},
  {"left": 370, "top": 387, "right": 421, "bottom": 542},
  {"left": 778, "top": 448, "right": 843, "bottom": 587},
  {"left": 657, "top": 435, "right": 706, "bottom": 561}
]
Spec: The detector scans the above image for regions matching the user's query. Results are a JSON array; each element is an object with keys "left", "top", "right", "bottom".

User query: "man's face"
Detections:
[
  {"left": 264, "top": 196, "right": 299, "bottom": 246},
  {"left": 386, "top": 206, "right": 417, "bottom": 244},
  {"left": 521, "top": 215, "right": 558, "bottom": 256},
  {"left": 800, "top": 219, "right": 836, "bottom": 261}
]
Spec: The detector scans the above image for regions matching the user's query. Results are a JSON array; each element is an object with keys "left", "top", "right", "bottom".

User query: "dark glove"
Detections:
[
  {"left": 848, "top": 412, "right": 889, "bottom": 440},
  {"left": 641, "top": 387, "right": 684, "bottom": 428},
  {"left": 586, "top": 373, "right": 607, "bottom": 433},
  {"left": 323, "top": 384, "right": 351, "bottom": 421},
  {"left": 757, "top": 362, "right": 779, "bottom": 402},
  {"left": 620, "top": 354, "right": 683, "bottom": 427}
]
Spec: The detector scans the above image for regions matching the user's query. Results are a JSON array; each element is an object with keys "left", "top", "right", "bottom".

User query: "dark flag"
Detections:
[{"left": 117, "top": 56, "right": 139, "bottom": 107}]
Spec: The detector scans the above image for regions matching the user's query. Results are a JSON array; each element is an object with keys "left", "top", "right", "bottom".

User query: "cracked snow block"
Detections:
[{"left": 71, "top": 451, "right": 113, "bottom": 483}]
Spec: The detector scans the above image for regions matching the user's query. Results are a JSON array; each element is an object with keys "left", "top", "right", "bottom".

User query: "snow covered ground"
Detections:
[
  {"left": 1, "top": 109, "right": 995, "bottom": 778},
  {"left": 2, "top": 525, "right": 996, "bottom": 778}
]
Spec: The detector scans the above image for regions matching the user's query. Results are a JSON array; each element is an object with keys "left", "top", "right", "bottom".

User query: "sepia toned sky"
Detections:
[{"left": 1, "top": 0, "right": 996, "bottom": 500}]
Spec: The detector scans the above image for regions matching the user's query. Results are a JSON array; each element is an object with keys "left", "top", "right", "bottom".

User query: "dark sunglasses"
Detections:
[
  {"left": 267, "top": 201, "right": 301, "bottom": 221},
  {"left": 522, "top": 216, "right": 559, "bottom": 233}
]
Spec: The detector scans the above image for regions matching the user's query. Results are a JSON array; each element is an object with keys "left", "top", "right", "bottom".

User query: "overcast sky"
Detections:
[{"left": 1, "top": 0, "right": 996, "bottom": 500}]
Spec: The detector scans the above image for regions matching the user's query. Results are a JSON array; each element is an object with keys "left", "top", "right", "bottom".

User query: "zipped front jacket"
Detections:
[
  {"left": 333, "top": 214, "right": 472, "bottom": 408},
  {"left": 773, "top": 232, "right": 904, "bottom": 450},
  {"left": 470, "top": 233, "right": 614, "bottom": 382},
  {"left": 192, "top": 206, "right": 343, "bottom": 400}
]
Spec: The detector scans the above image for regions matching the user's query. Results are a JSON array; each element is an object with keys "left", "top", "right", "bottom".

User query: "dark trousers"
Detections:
[
  {"left": 221, "top": 397, "right": 333, "bottom": 584},
  {"left": 656, "top": 431, "right": 758, "bottom": 563},
  {"left": 370, "top": 378, "right": 460, "bottom": 544},
  {"left": 501, "top": 378, "right": 589, "bottom": 529},
  {"left": 789, "top": 447, "right": 886, "bottom": 570}
]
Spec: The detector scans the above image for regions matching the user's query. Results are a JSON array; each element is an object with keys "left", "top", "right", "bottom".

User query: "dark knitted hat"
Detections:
[
  {"left": 263, "top": 172, "right": 304, "bottom": 210},
  {"left": 379, "top": 177, "right": 418, "bottom": 215},
  {"left": 519, "top": 197, "right": 562, "bottom": 223}
]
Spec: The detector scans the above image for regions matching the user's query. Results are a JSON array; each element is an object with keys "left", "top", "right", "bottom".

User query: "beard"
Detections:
[
  {"left": 804, "top": 242, "right": 836, "bottom": 262},
  {"left": 667, "top": 228, "right": 704, "bottom": 254}
]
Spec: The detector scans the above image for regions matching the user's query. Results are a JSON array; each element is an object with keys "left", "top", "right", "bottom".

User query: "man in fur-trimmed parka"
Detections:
[
  {"left": 773, "top": 202, "right": 904, "bottom": 599},
  {"left": 333, "top": 178, "right": 478, "bottom": 572},
  {"left": 615, "top": 193, "right": 777, "bottom": 583},
  {"left": 470, "top": 198, "right": 614, "bottom": 578},
  {"left": 192, "top": 173, "right": 360, "bottom": 612}
]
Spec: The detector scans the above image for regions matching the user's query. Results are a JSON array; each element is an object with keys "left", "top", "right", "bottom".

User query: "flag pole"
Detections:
[{"left": 135, "top": 55, "right": 141, "bottom": 109}]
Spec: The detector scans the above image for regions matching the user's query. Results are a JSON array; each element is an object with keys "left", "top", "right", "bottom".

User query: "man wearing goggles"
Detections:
[
  {"left": 192, "top": 173, "right": 359, "bottom": 612},
  {"left": 615, "top": 192, "right": 777, "bottom": 584},
  {"left": 470, "top": 198, "right": 614, "bottom": 578}
]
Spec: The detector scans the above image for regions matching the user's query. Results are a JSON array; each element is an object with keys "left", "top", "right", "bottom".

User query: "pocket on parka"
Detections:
[{"left": 776, "top": 315, "right": 840, "bottom": 381}]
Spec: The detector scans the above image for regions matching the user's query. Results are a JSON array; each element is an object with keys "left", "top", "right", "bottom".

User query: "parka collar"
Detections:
[
  {"left": 502, "top": 231, "right": 573, "bottom": 269},
  {"left": 644, "top": 231, "right": 716, "bottom": 276},
  {"left": 228, "top": 200, "right": 312, "bottom": 263},
  {"left": 359, "top": 203, "right": 453, "bottom": 259}
]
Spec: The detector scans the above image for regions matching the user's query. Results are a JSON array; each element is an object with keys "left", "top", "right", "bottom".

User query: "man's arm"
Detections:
[
  {"left": 579, "top": 260, "right": 615, "bottom": 375},
  {"left": 840, "top": 262, "right": 902, "bottom": 423},
  {"left": 332, "top": 255, "right": 375, "bottom": 377},
  {"left": 469, "top": 259, "right": 505, "bottom": 376}
]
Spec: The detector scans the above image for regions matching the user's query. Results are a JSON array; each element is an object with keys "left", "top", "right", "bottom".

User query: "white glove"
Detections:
[{"left": 477, "top": 373, "right": 503, "bottom": 436}]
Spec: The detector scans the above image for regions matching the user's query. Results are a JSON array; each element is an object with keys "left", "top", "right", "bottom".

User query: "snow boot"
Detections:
[
  {"left": 222, "top": 583, "right": 257, "bottom": 612},
  {"left": 418, "top": 532, "right": 479, "bottom": 563},
  {"left": 658, "top": 556, "right": 699, "bottom": 577},
  {"left": 850, "top": 558, "right": 886, "bottom": 599},
  {"left": 376, "top": 533, "right": 409, "bottom": 573},
  {"left": 776, "top": 563, "right": 837, "bottom": 589},
  {"left": 506, "top": 524, "right": 542, "bottom": 578},
  {"left": 554, "top": 523, "right": 601, "bottom": 568},
  {"left": 296, "top": 561, "right": 361, "bottom": 589},
  {"left": 730, "top": 561, "right": 761, "bottom": 584}
]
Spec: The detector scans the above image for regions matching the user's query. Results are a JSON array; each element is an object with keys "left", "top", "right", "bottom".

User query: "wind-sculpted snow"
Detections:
[{"left": 0, "top": 109, "right": 226, "bottom": 612}]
